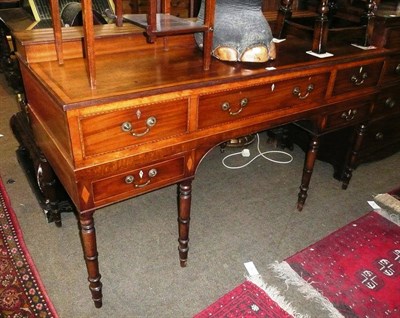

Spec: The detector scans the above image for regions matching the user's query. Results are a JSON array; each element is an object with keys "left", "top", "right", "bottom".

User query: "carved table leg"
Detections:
[
  {"left": 79, "top": 212, "right": 103, "bottom": 308},
  {"left": 177, "top": 180, "right": 192, "bottom": 267},
  {"left": 297, "top": 136, "right": 319, "bottom": 211},
  {"left": 341, "top": 124, "right": 367, "bottom": 190}
]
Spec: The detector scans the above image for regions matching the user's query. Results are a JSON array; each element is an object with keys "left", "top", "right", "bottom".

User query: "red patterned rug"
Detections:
[
  {"left": 194, "top": 279, "right": 299, "bottom": 317},
  {"left": 272, "top": 210, "right": 400, "bottom": 317},
  {"left": 0, "top": 177, "right": 58, "bottom": 317}
]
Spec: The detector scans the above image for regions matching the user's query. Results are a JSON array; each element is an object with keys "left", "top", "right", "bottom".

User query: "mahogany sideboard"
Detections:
[{"left": 11, "top": 11, "right": 400, "bottom": 307}]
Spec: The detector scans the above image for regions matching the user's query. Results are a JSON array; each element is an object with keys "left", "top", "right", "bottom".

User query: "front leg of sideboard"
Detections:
[
  {"left": 177, "top": 179, "right": 192, "bottom": 267},
  {"left": 341, "top": 123, "right": 367, "bottom": 190},
  {"left": 297, "top": 135, "right": 320, "bottom": 211},
  {"left": 79, "top": 211, "right": 103, "bottom": 308}
]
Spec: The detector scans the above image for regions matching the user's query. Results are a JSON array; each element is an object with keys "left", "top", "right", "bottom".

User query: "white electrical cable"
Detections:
[{"left": 222, "top": 133, "right": 293, "bottom": 170}]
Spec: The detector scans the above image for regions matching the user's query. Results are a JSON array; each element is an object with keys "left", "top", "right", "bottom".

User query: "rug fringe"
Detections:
[
  {"left": 373, "top": 206, "right": 400, "bottom": 225},
  {"left": 374, "top": 193, "right": 400, "bottom": 213},
  {"left": 246, "top": 273, "right": 309, "bottom": 318},
  {"left": 270, "top": 261, "right": 344, "bottom": 318},
  {"left": 374, "top": 194, "right": 400, "bottom": 227}
]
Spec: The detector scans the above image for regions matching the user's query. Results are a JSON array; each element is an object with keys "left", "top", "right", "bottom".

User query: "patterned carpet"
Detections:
[{"left": 0, "top": 177, "right": 58, "bottom": 318}]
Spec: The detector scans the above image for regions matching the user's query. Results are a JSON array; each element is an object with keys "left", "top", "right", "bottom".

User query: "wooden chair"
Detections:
[
  {"left": 49, "top": 0, "right": 215, "bottom": 89},
  {"left": 274, "top": 0, "right": 377, "bottom": 54},
  {"left": 124, "top": 0, "right": 215, "bottom": 69}
]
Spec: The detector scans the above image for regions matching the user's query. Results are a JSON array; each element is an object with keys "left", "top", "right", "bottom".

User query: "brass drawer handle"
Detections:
[
  {"left": 375, "top": 132, "right": 384, "bottom": 140},
  {"left": 385, "top": 97, "right": 396, "bottom": 108},
  {"left": 341, "top": 109, "right": 358, "bottom": 121},
  {"left": 351, "top": 67, "right": 368, "bottom": 86},
  {"left": 292, "top": 83, "right": 314, "bottom": 100},
  {"left": 124, "top": 168, "right": 158, "bottom": 188},
  {"left": 221, "top": 97, "right": 248, "bottom": 116},
  {"left": 121, "top": 116, "right": 157, "bottom": 137},
  {"left": 395, "top": 64, "right": 400, "bottom": 76}
]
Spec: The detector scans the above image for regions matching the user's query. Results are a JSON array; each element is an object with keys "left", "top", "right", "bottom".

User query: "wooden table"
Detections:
[{"left": 12, "top": 16, "right": 400, "bottom": 307}]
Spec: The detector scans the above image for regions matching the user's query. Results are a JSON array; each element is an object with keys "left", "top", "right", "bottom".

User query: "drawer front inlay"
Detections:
[
  {"left": 79, "top": 99, "right": 188, "bottom": 157},
  {"left": 92, "top": 156, "right": 185, "bottom": 204},
  {"left": 198, "top": 73, "right": 329, "bottom": 129}
]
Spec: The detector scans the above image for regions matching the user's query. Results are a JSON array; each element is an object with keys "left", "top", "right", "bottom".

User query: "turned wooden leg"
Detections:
[
  {"left": 37, "top": 157, "right": 62, "bottom": 227},
  {"left": 312, "top": 0, "right": 329, "bottom": 54},
  {"left": 360, "top": 0, "right": 376, "bottom": 47},
  {"left": 341, "top": 124, "right": 367, "bottom": 190},
  {"left": 177, "top": 180, "right": 192, "bottom": 267},
  {"left": 297, "top": 136, "right": 319, "bottom": 211},
  {"left": 79, "top": 212, "right": 103, "bottom": 308},
  {"left": 274, "top": 0, "right": 293, "bottom": 39}
]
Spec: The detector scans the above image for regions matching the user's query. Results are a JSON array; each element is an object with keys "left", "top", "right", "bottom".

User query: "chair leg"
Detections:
[
  {"left": 81, "top": 0, "right": 96, "bottom": 89},
  {"left": 274, "top": 0, "right": 293, "bottom": 40},
  {"left": 202, "top": 0, "right": 215, "bottom": 70},
  {"left": 49, "top": 0, "right": 63, "bottom": 64}
]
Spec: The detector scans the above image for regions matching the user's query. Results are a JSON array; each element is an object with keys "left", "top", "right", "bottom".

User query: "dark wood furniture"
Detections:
[
  {"left": 288, "top": 11, "right": 400, "bottom": 184},
  {"left": 9, "top": 0, "right": 400, "bottom": 309},
  {"left": 129, "top": 0, "right": 197, "bottom": 17}
]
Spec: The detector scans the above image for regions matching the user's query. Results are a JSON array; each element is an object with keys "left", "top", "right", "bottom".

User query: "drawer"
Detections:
[
  {"left": 332, "top": 61, "right": 383, "bottom": 96},
  {"left": 92, "top": 156, "right": 185, "bottom": 204},
  {"left": 372, "top": 86, "right": 400, "bottom": 119},
  {"left": 381, "top": 55, "right": 400, "bottom": 85},
  {"left": 322, "top": 98, "right": 371, "bottom": 132},
  {"left": 198, "top": 73, "right": 329, "bottom": 129},
  {"left": 386, "top": 27, "right": 400, "bottom": 49},
  {"left": 79, "top": 98, "right": 188, "bottom": 157},
  {"left": 360, "top": 115, "right": 400, "bottom": 153}
]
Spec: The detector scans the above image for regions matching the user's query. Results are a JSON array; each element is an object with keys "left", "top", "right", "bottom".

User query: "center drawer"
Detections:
[
  {"left": 79, "top": 98, "right": 188, "bottom": 157},
  {"left": 198, "top": 73, "right": 329, "bottom": 129}
]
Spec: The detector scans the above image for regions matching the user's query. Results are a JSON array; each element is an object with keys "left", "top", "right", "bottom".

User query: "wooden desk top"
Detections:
[{"left": 16, "top": 24, "right": 389, "bottom": 109}]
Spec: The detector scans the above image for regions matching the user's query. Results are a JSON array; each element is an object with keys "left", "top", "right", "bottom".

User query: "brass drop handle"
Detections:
[
  {"left": 292, "top": 83, "right": 314, "bottom": 100},
  {"left": 124, "top": 168, "right": 158, "bottom": 188},
  {"left": 375, "top": 132, "right": 384, "bottom": 140},
  {"left": 221, "top": 97, "right": 249, "bottom": 116},
  {"left": 351, "top": 68, "right": 368, "bottom": 86},
  {"left": 395, "top": 64, "right": 400, "bottom": 76},
  {"left": 121, "top": 116, "right": 157, "bottom": 137},
  {"left": 385, "top": 97, "right": 396, "bottom": 108},
  {"left": 341, "top": 109, "right": 358, "bottom": 121}
]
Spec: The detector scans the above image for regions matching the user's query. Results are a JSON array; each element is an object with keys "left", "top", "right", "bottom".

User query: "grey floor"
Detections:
[{"left": 1, "top": 74, "right": 399, "bottom": 318}]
